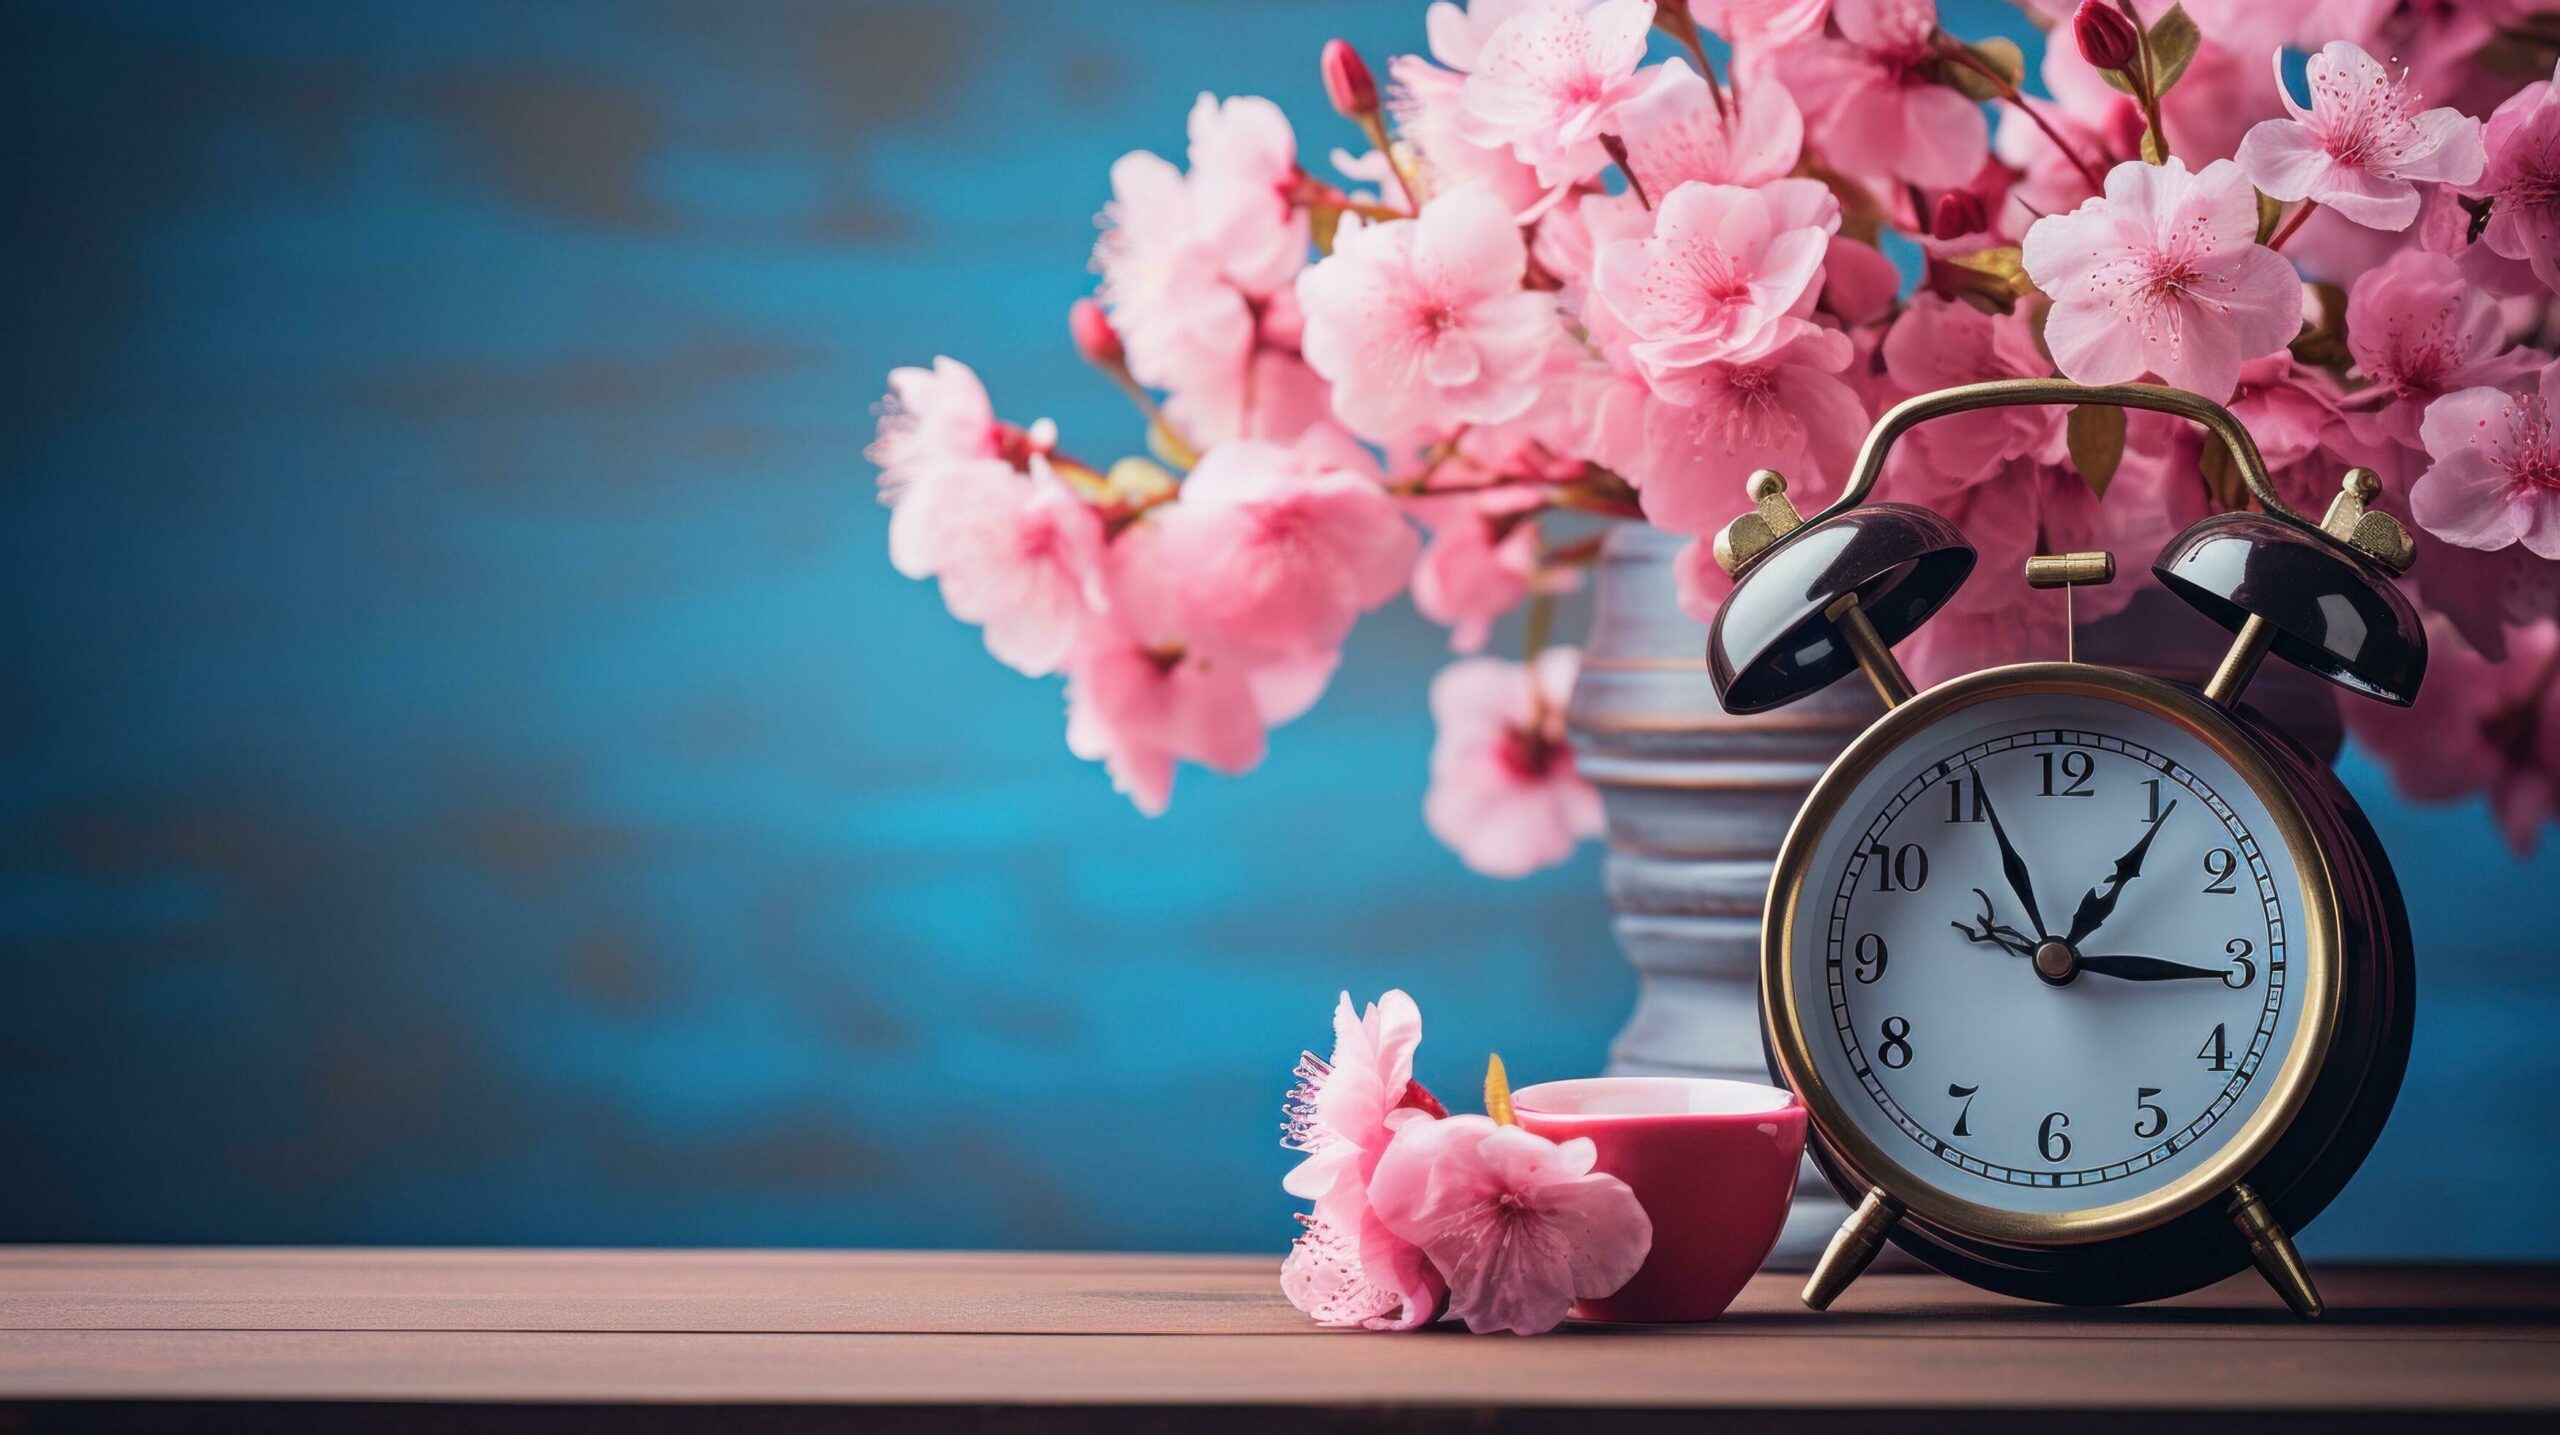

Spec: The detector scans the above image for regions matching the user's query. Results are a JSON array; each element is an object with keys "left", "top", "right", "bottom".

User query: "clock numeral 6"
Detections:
[
  {"left": 2134, "top": 1087, "right": 2167, "bottom": 1140},
  {"left": 1853, "top": 933, "right": 1888, "bottom": 983},
  {"left": 1877, "top": 1016, "right": 1913, "bottom": 1069},
  {"left": 1866, "top": 843, "right": 1929, "bottom": 892},
  {"left": 2038, "top": 1111, "right": 2072, "bottom": 1163},
  {"left": 2223, "top": 937, "right": 2256, "bottom": 989}
]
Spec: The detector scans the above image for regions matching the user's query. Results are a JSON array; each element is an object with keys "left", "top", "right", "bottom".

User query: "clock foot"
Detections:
[
  {"left": 1802, "top": 1187, "right": 1902, "bottom": 1311},
  {"left": 2228, "top": 1182, "right": 2324, "bottom": 1318}
]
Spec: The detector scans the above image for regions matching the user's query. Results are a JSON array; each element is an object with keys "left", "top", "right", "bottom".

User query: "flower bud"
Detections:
[
  {"left": 1321, "top": 39, "right": 1379, "bottom": 121},
  {"left": 2073, "top": 0, "right": 2140, "bottom": 73},
  {"left": 1068, "top": 297, "right": 1124, "bottom": 368},
  {"left": 1931, "top": 190, "right": 1989, "bottom": 241}
]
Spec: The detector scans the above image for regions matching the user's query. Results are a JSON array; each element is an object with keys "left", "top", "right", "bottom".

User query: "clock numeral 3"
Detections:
[
  {"left": 1947, "top": 1082, "right": 1978, "bottom": 1137},
  {"left": 2038, "top": 750, "right": 2094, "bottom": 797},
  {"left": 1853, "top": 933, "right": 1888, "bottom": 983},
  {"left": 2134, "top": 1087, "right": 2167, "bottom": 1139},
  {"left": 1867, "top": 843, "right": 1929, "bottom": 892},
  {"left": 2038, "top": 1111, "right": 2072, "bottom": 1163},
  {"left": 2203, "top": 847, "right": 2239, "bottom": 894},
  {"left": 2223, "top": 937, "right": 2257, "bottom": 989},
  {"left": 1878, "top": 1016, "right": 1913, "bottom": 1069},
  {"left": 2198, "top": 1022, "right": 2232, "bottom": 1072}
]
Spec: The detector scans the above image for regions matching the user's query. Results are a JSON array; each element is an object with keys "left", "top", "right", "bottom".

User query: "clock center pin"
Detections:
[{"left": 2032, "top": 939, "right": 2079, "bottom": 986}]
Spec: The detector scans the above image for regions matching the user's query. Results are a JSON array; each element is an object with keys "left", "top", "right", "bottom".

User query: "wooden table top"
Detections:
[{"left": 3, "top": 1248, "right": 2556, "bottom": 1432}]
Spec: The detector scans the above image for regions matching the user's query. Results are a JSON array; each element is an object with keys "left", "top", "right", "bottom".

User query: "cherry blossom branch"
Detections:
[
  {"left": 1540, "top": 533, "right": 1606, "bottom": 567},
  {"left": 2267, "top": 199, "right": 2319, "bottom": 251},
  {"left": 1940, "top": 39, "right": 2110, "bottom": 193},
  {"left": 1654, "top": 4, "right": 1731, "bottom": 119},
  {"left": 1598, "top": 134, "right": 1651, "bottom": 210}
]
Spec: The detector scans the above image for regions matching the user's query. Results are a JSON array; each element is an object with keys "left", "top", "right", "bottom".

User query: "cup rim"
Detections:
[{"left": 1512, "top": 1075, "right": 1801, "bottom": 1121}]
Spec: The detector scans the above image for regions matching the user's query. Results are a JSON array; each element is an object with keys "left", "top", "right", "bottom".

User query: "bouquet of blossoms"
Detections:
[{"left": 870, "top": 0, "right": 2560, "bottom": 873}]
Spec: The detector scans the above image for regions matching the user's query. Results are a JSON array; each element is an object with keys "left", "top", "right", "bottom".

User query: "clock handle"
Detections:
[
  {"left": 2229, "top": 1182, "right": 2326, "bottom": 1318},
  {"left": 1802, "top": 1187, "right": 1903, "bottom": 1311}
]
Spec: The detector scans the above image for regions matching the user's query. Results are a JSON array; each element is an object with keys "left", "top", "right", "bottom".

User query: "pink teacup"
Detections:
[{"left": 1512, "top": 1076, "right": 1807, "bottom": 1323}]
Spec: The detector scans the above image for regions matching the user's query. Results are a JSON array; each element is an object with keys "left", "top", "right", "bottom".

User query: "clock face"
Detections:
[{"left": 1785, "top": 683, "right": 2322, "bottom": 1219}]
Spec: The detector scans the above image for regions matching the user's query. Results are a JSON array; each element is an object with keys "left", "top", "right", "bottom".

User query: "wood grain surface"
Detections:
[{"left": 3, "top": 1249, "right": 2557, "bottom": 1431}]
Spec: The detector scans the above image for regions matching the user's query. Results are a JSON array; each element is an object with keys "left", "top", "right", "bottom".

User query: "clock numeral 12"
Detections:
[{"left": 2038, "top": 750, "right": 2094, "bottom": 797}]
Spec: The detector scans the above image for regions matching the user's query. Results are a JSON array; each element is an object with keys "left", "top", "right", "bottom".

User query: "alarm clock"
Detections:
[{"left": 1706, "top": 379, "right": 2422, "bottom": 1317}]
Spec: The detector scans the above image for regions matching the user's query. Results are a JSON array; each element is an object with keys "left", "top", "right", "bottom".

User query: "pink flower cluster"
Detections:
[
  {"left": 875, "top": 1, "right": 2560, "bottom": 865},
  {"left": 1280, "top": 990, "right": 1652, "bottom": 1334}
]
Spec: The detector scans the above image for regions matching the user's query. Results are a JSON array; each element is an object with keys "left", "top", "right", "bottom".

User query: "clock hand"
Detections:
[
  {"left": 1951, "top": 887, "right": 2038, "bottom": 957},
  {"left": 2076, "top": 953, "right": 2228, "bottom": 982},
  {"left": 1969, "top": 765, "right": 2048, "bottom": 938},
  {"left": 2062, "top": 798, "right": 2178, "bottom": 947}
]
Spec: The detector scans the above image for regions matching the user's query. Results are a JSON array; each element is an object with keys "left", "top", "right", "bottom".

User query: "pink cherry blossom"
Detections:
[
  {"left": 2236, "top": 42, "right": 2485, "bottom": 233},
  {"left": 872, "top": 357, "right": 1012, "bottom": 580},
  {"left": 2179, "top": 0, "right": 2396, "bottom": 56},
  {"left": 1456, "top": 0, "right": 1657, "bottom": 189},
  {"left": 924, "top": 459, "right": 1109, "bottom": 677},
  {"left": 1367, "top": 1114, "right": 1652, "bottom": 1336},
  {"left": 2022, "top": 157, "right": 2304, "bottom": 403},
  {"left": 1880, "top": 294, "right": 2065, "bottom": 490},
  {"left": 1297, "top": 186, "right": 1563, "bottom": 443},
  {"left": 1690, "top": 0, "right": 1832, "bottom": 80},
  {"left": 1151, "top": 426, "right": 1419, "bottom": 657},
  {"left": 1424, "top": 0, "right": 1561, "bottom": 72},
  {"left": 2345, "top": 250, "right": 2543, "bottom": 449},
  {"left": 2461, "top": 62, "right": 2560, "bottom": 293},
  {"left": 1184, "top": 94, "right": 1312, "bottom": 299},
  {"left": 1097, "top": 150, "right": 1255, "bottom": 400},
  {"left": 2345, "top": 617, "right": 2560, "bottom": 854},
  {"left": 2413, "top": 361, "right": 2560, "bottom": 559},
  {"left": 1387, "top": 55, "right": 1550, "bottom": 218},
  {"left": 1777, "top": 0, "right": 1987, "bottom": 190},
  {"left": 1423, "top": 648, "right": 1603, "bottom": 877},
  {"left": 1593, "top": 319, "right": 1867, "bottom": 534},
  {"left": 1590, "top": 178, "right": 1841, "bottom": 382},
  {"left": 1279, "top": 990, "right": 1450, "bottom": 1331},
  {"left": 1611, "top": 58, "right": 1805, "bottom": 197},
  {"left": 1411, "top": 490, "right": 1548, "bottom": 652},
  {"left": 1281, "top": 1211, "right": 1448, "bottom": 1332}
]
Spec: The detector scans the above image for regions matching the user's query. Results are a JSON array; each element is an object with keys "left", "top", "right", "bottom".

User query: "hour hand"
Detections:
[
  {"left": 2064, "top": 798, "right": 2178, "bottom": 946},
  {"left": 2077, "top": 953, "right": 2227, "bottom": 982},
  {"left": 1952, "top": 888, "right": 2038, "bottom": 957}
]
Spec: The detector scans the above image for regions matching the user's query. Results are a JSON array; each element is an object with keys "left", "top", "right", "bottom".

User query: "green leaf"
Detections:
[
  {"left": 2068, "top": 405, "right": 2127, "bottom": 500},
  {"left": 2097, "top": 65, "right": 2137, "bottom": 96},
  {"left": 2147, "top": 4, "right": 2201, "bottom": 97},
  {"left": 1944, "top": 37, "right": 2025, "bottom": 102},
  {"left": 2140, "top": 125, "right": 2166, "bottom": 165},
  {"left": 2255, "top": 188, "right": 2284, "bottom": 244}
]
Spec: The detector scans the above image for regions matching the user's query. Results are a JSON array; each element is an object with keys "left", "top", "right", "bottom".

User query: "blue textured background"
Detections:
[{"left": 1, "top": 0, "right": 2553, "bottom": 1256}]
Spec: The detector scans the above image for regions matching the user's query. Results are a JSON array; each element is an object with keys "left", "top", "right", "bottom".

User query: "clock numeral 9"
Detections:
[
  {"left": 1853, "top": 933, "right": 1888, "bottom": 983},
  {"left": 2203, "top": 847, "right": 2239, "bottom": 894},
  {"left": 2134, "top": 1087, "right": 2166, "bottom": 1140},
  {"left": 1867, "top": 843, "right": 1929, "bottom": 892},
  {"left": 2038, "top": 750, "right": 2094, "bottom": 797},
  {"left": 2222, "top": 937, "right": 2256, "bottom": 989},
  {"left": 1877, "top": 1016, "right": 1913, "bottom": 1069},
  {"left": 2038, "top": 1111, "right": 2072, "bottom": 1163}
]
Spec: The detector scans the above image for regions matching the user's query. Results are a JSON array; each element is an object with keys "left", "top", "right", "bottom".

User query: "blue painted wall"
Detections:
[{"left": 0, "top": 0, "right": 2552, "bottom": 1257}]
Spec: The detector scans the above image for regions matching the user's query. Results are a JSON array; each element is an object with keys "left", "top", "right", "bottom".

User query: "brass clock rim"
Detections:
[{"left": 1760, "top": 662, "right": 2344, "bottom": 1248}]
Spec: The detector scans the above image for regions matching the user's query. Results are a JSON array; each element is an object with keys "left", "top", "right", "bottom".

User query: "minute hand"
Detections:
[
  {"left": 1970, "top": 766, "right": 2047, "bottom": 939},
  {"left": 2078, "top": 953, "right": 2227, "bottom": 982},
  {"left": 2064, "top": 798, "right": 2177, "bottom": 947}
]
